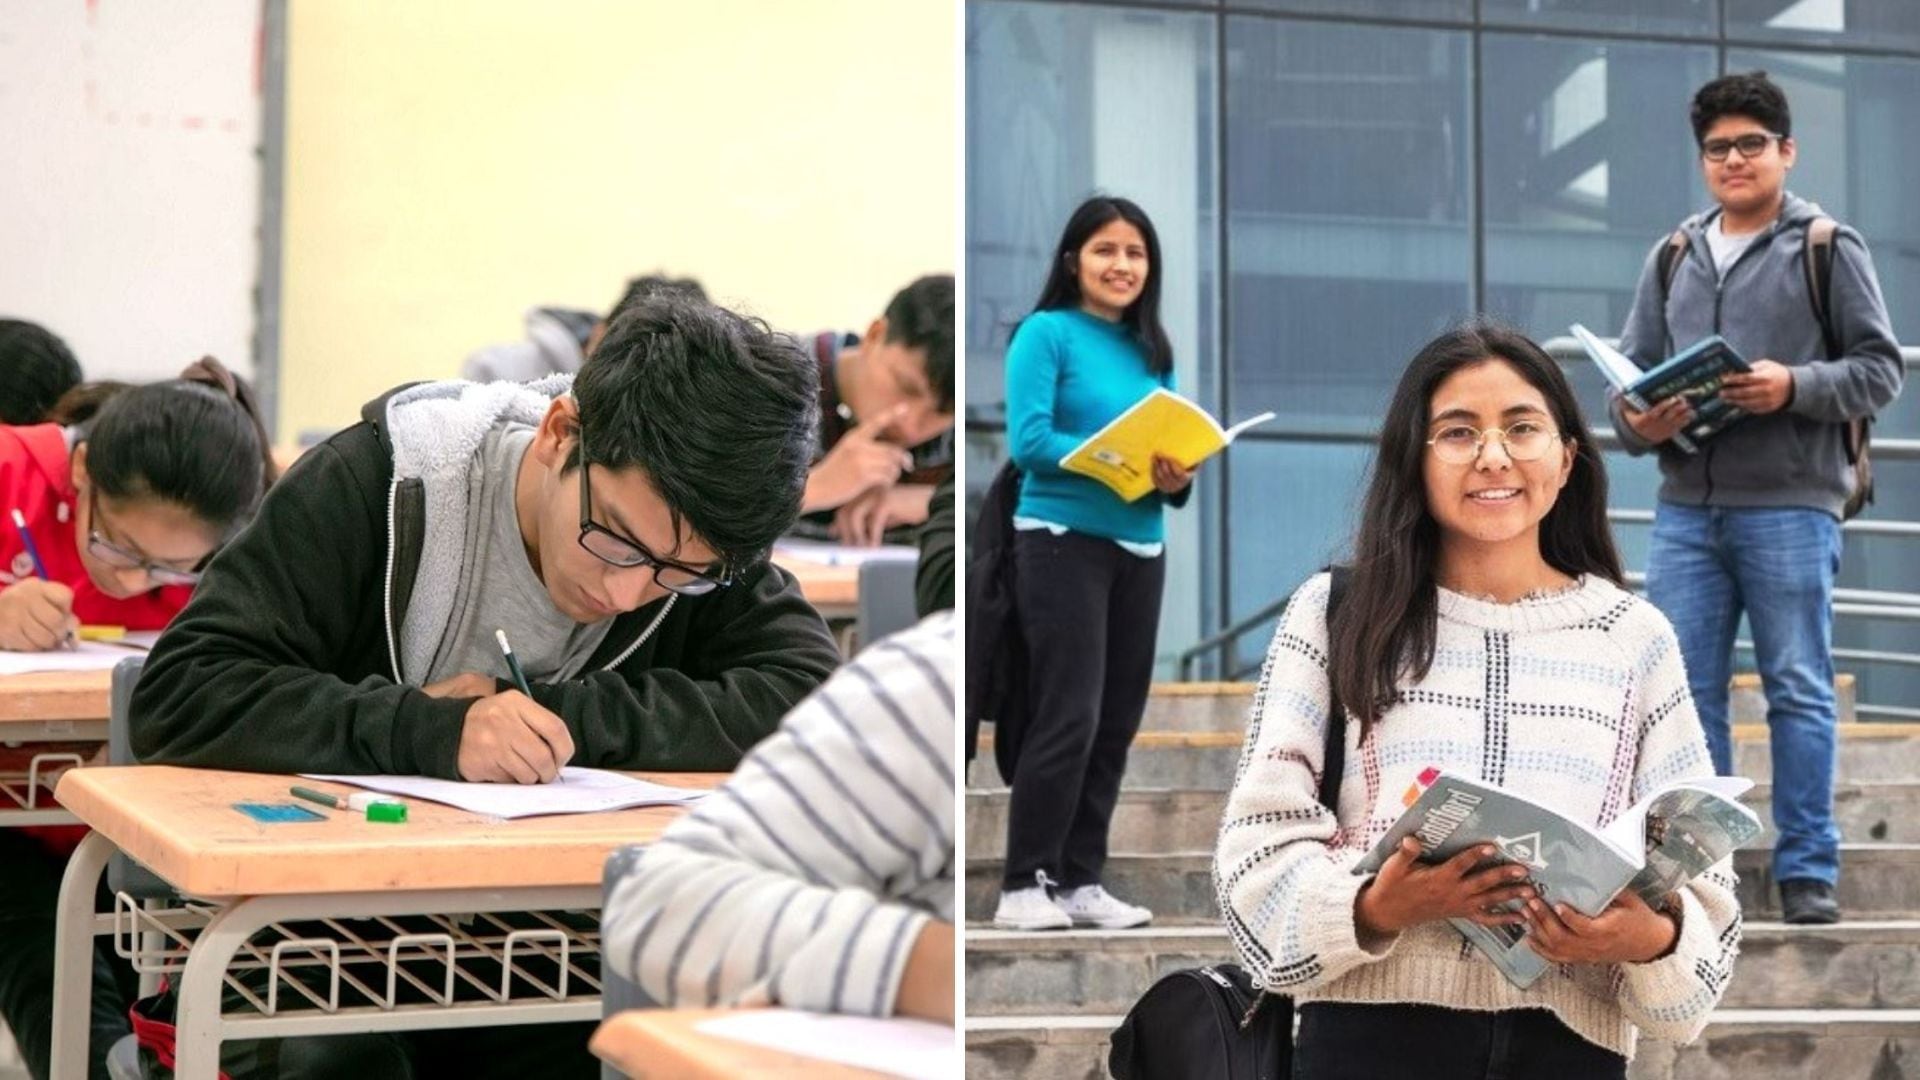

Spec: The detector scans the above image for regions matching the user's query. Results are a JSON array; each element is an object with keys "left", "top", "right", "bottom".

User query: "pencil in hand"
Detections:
[{"left": 495, "top": 629, "right": 534, "bottom": 697}]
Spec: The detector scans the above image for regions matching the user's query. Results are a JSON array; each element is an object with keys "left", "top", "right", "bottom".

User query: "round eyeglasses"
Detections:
[{"left": 1426, "top": 420, "right": 1563, "bottom": 466}]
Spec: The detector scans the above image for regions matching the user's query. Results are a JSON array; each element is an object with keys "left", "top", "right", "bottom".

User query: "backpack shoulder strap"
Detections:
[
  {"left": 1655, "top": 226, "right": 1691, "bottom": 301},
  {"left": 1804, "top": 216, "right": 1840, "bottom": 361},
  {"left": 1318, "top": 566, "right": 1353, "bottom": 811}
]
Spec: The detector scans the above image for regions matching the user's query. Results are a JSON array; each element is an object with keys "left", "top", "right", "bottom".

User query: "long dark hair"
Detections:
[
  {"left": 1028, "top": 195, "right": 1173, "bottom": 375},
  {"left": 57, "top": 357, "right": 279, "bottom": 536},
  {"left": 1330, "top": 321, "right": 1624, "bottom": 736}
]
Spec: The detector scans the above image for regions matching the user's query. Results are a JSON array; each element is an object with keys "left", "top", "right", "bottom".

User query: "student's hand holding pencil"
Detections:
[
  {"left": 456, "top": 691, "right": 576, "bottom": 784},
  {"left": 0, "top": 579, "right": 79, "bottom": 652}
]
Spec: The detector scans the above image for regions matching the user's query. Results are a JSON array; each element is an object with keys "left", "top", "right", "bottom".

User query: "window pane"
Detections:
[
  {"left": 1234, "top": 0, "right": 1469, "bottom": 23},
  {"left": 1225, "top": 17, "right": 1471, "bottom": 433},
  {"left": 1222, "top": 439, "right": 1370, "bottom": 650},
  {"left": 965, "top": 2, "right": 1218, "bottom": 417},
  {"left": 1482, "top": 0, "right": 1716, "bottom": 37},
  {"left": 965, "top": 0, "right": 1220, "bottom": 660},
  {"left": 1730, "top": 49, "right": 1920, "bottom": 382},
  {"left": 1728, "top": 0, "right": 1920, "bottom": 51},
  {"left": 1481, "top": 34, "right": 1714, "bottom": 428}
]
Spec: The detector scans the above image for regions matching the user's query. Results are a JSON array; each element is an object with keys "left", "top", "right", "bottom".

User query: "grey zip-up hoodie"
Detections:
[{"left": 1610, "top": 193, "right": 1903, "bottom": 518}]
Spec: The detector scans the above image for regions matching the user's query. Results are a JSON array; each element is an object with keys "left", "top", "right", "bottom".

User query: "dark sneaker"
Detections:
[{"left": 1780, "top": 878, "right": 1841, "bottom": 925}]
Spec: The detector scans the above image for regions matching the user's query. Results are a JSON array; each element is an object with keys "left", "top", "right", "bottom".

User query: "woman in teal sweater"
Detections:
[{"left": 993, "top": 196, "right": 1195, "bottom": 931}]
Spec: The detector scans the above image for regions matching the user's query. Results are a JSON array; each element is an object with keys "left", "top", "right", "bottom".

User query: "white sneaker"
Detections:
[
  {"left": 1056, "top": 884, "right": 1153, "bottom": 929},
  {"left": 993, "top": 879, "right": 1072, "bottom": 931}
]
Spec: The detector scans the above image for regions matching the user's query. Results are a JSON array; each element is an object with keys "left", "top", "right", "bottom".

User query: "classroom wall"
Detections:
[{"left": 279, "top": 0, "right": 957, "bottom": 439}]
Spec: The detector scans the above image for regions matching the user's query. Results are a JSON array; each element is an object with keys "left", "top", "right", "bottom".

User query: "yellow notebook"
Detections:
[{"left": 1058, "top": 388, "right": 1275, "bottom": 502}]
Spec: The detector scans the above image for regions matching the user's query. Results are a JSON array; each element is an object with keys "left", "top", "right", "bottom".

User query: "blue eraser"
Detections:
[{"left": 233, "top": 802, "right": 326, "bottom": 823}]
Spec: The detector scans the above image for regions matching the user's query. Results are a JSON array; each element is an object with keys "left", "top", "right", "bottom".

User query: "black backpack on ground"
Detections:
[{"left": 1108, "top": 567, "right": 1353, "bottom": 1080}]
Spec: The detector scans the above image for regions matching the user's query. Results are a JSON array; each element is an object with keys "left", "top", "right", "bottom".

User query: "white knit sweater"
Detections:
[{"left": 1215, "top": 573, "right": 1740, "bottom": 1059}]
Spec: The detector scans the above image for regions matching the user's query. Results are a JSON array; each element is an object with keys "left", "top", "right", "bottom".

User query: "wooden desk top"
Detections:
[
  {"left": 0, "top": 671, "right": 113, "bottom": 724},
  {"left": 774, "top": 558, "right": 858, "bottom": 611},
  {"left": 590, "top": 1009, "right": 894, "bottom": 1079},
  {"left": 55, "top": 765, "right": 723, "bottom": 898}
]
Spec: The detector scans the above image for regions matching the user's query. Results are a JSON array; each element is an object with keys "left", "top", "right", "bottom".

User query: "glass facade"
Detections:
[{"left": 967, "top": 0, "right": 1920, "bottom": 710}]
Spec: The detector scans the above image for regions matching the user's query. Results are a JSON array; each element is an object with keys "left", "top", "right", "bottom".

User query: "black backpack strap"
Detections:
[
  {"left": 1318, "top": 565, "right": 1353, "bottom": 812},
  {"left": 1237, "top": 565, "right": 1354, "bottom": 1034}
]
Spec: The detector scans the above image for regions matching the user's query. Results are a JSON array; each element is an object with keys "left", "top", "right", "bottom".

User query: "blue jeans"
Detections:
[{"left": 1646, "top": 502, "right": 1842, "bottom": 885}]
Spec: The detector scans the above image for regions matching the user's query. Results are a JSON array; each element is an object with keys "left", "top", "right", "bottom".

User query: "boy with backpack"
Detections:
[{"left": 1610, "top": 70, "right": 1903, "bottom": 925}]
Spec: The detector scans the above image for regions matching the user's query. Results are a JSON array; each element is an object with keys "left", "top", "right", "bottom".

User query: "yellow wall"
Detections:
[{"left": 279, "top": 0, "right": 957, "bottom": 438}]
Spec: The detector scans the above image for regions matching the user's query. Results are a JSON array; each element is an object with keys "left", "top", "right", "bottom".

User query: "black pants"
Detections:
[
  {"left": 1003, "top": 529, "right": 1164, "bottom": 890},
  {"left": 1293, "top": 1002, "right": 1627, "bottom": 1080},
  {"left": 0, "top": 830, "right": 138, "bottom": 1080}
]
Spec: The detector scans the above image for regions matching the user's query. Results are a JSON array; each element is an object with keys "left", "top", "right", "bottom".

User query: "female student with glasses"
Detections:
[
  {"left": 992, "top": 195, "right": 1196, "bottom": 933},
  {"left": 1214, "top": 323, "right": 1740, "bottom": 1077},
  {"left": 0, "top": 355, "right": 276, "bottom": 650},
  {"left": 0, "top": 356, "right": 275, "bottom": 1080}
]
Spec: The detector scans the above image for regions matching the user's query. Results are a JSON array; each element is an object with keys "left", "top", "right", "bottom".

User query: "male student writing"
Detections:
[{"left": 132, "top": 294, "right": 839, "bottom": 782}]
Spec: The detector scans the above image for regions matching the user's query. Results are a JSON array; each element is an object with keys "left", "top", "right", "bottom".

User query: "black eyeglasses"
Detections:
[
  {"left": 85, "top": 488, "right": 205, "bottom": 587},
  {"left": 575, "top": 431, "right": 731, "bottom": 596},
  {"left": 1702, "top": 132, "right": 1783, "bottom": 162}
]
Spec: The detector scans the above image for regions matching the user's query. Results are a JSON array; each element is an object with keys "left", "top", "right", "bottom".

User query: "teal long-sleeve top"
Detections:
[{"left": 1004, "top": 308, "right": 1181, "bottom": 545}]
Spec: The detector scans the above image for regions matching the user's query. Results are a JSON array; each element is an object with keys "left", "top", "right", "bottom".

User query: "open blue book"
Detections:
[
  {"left": 1570, "top": 323, "right": 1751, "bottom": 454},
  {"left": 1351, "top": 769, "right": 1761, "bottom": 988}
]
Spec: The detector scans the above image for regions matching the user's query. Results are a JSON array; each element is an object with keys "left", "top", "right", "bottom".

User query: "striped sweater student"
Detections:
[
  {"left": 1217, "top": 573, "right": 1741, "bottom": 1059},
  {"left": 603, "top": 613, "right": 954, "bottom": 1018}
]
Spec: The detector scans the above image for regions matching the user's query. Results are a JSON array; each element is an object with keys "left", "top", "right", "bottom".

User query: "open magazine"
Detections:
[
  {"left": 1570, "top": 323, "right": 1751, "bottom": 454},
  {"left": 1058, "top": 388, "right": 1274, "bottom": 502},
  {"left": 1351, "top": 768, "right": 1761, "bottom": 988}
]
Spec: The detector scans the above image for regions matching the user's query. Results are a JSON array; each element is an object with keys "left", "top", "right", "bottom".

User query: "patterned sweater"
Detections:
[
  {"left": 1215, "top": 573, "right": 1740, "bottom": 1058},
  {"left": 603, "top": 613, "right": 954, "bottom": 1017}
]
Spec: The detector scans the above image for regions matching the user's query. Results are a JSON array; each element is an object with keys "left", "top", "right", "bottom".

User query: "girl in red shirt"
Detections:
[
  {"left": 0, "top": 356, "right": 276, "bottom": 1080},
  {"left": 0, "top": 357, "right": 277, "bottom": 647}
]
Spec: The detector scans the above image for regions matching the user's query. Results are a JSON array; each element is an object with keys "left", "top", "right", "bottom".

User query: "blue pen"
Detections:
[
  {"left": 9, "top": 509, "right": 51, "bottom": 580},
  {"left": 12, "top": 508, "right": 76, "bottom": 649}
]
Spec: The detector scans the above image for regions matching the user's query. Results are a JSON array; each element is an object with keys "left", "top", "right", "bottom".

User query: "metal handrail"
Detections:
[{"left": 974, "top": 338, "right": 1920, "bottom": 701}]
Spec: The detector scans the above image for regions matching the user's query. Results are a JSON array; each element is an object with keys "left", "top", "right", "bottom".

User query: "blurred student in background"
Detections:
[{"left": 0, "top": 318, "right": 82, "bottom": 425}]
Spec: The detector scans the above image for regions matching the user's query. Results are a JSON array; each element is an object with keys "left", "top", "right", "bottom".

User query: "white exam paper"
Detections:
[
  {"left": 298, "top": 767, "right": 708, "bottom": 819},
  {"left": 0, "top": 636, "right": 158, "bottom": 676},
  {"left": 773, "top": 539, "right": 919, "bottom": 567},
  {"left": 695, "top": 1009, "right": 954, "bottom": 1080}
]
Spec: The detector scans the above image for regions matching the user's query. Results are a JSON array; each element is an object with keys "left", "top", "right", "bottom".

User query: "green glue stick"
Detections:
[{"left": 366, "top": 801, "right": 408, "bottom": 824}]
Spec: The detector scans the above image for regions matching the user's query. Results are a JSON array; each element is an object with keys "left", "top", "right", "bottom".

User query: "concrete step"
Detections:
[
  {"left": 964, "top": 922, "right": 1920, "bottom": 1016},
  {"left": 1126, "top": 673, "right": 1857, "bottom": 735},
  {"left": 965, "top": 846, "right": 1920, "bottom": 924},
  {"left": 967, "top": 722, "right": 1920, "bottom": 791},
  {"left": 964, "top": 1011, "right": 1920, "bottom": 1080},
  {"left": 965, "top": 780, "right": 1920, "bottom": 859},
  {"left": 1136, "top": 681, "right": 1254, "bottom": 733}
]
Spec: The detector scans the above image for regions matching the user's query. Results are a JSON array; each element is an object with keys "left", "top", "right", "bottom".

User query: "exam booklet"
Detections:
[
  {"left": 1351, "top": 768, "right": 1761, "bottom": 988},
  {"left": 1570, "top": 323, "right": 1752, "bottom": 454},
  {"left": 1058, "top": 388, "right": 1275, "bottom": 501}
]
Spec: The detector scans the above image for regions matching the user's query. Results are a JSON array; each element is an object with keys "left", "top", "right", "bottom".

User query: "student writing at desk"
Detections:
[
  {"left": 0, "top": 357, "right": 276, "bottom": 1080},
  {"left": 603, "top": 611, "right": 955, "bottom": 1024},
  {"left": 128, "top": 296, "right": 840, "bottom": 1076}
]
